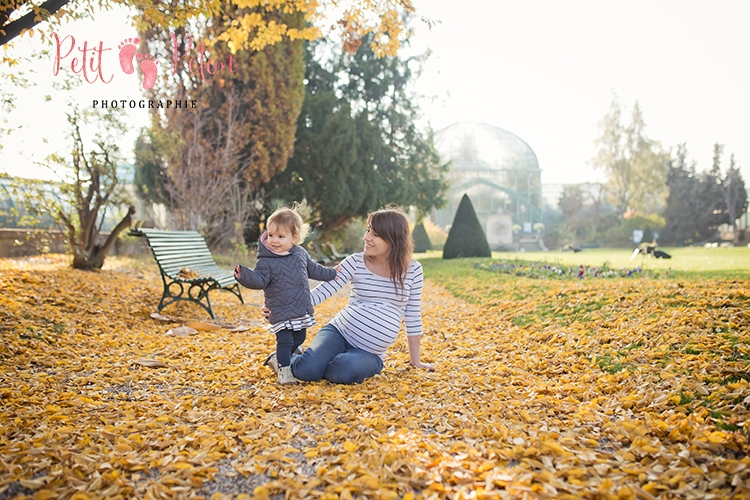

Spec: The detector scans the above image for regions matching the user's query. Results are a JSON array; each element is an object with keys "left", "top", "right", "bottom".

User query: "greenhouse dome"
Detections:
[{"left": 432, "top": 122, "right": 543, "bottom": 250}]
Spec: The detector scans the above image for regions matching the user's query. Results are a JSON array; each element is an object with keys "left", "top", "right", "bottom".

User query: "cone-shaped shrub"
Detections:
[
  {"left": 443, "top": 194, "right": 491, "bottom": 259},
  {"left": 412, "top": 222, "right": 432, "bottom": 253}
]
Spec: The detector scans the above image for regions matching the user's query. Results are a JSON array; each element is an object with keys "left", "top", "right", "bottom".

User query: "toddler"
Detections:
[{"left": 234, "top": 207, "right": 337, "bottom": 384}]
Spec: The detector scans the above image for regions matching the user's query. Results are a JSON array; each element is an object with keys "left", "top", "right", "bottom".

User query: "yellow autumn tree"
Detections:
[{"left": 1, "top": 0, "right": 415, "bottom": 57}]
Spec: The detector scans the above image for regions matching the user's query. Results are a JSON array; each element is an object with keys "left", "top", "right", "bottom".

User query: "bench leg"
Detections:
[
  {"left": 158, "top": 276, "right": 217, "bottom": 319},
  {"left": 226, "top": 283, "right": 244, "bottom": 305}
]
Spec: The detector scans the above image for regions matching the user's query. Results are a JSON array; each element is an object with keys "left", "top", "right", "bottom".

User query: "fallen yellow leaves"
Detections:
[
  {"left": 0, "top": 255, "right": 748, "bottom": 499},
  {"left": 178, "top": 267, "right": 201, "bottom": 280}
]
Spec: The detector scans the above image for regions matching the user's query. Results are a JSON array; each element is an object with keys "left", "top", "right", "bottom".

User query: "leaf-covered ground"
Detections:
[{"left": 0, "top": 255, "right": 748, "bottom": 499}]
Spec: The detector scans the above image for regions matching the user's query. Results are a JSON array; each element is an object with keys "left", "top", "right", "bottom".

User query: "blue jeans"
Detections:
[{"left": 291, "top": 324, "right": 384, "bottom": 384}]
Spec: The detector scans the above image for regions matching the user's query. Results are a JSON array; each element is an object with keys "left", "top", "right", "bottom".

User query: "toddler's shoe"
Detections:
[
  {"left": 264, "top": 353, "right": 279, "bottom": 376},
  {"left": 277, "top": 365, "right": 297, "bottom": 385}
]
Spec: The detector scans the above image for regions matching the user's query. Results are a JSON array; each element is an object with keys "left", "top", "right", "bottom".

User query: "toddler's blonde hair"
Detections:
[{"left": 266, "top": 206, "right": 309, "bottom": 245}]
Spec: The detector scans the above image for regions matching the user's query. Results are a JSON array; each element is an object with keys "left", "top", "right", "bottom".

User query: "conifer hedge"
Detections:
[
  {"left": 442, "top": 194, "right": 491, "bottom": 259},
  {"left": 412, "top": 222, "right": 432, "bottom": 253}
]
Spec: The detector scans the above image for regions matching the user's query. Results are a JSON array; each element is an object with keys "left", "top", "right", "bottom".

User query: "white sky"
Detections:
[
  {"left": 407, "top": 0, "right": 750, "bottom": 184},
  {"left": 1, "top": 7, "right": 149, "bottom": 181},
  {"left": 2, "top": 0, "right": 749, "bottom": 186}
]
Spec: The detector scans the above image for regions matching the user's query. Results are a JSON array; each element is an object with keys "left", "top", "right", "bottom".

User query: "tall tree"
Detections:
[
  {"left": 556, "top": 184, "right": 586, "bottom": 243},
  {"left": 705, "top": 144, "right": 730, "bottom": 234},
  {"left": 556, "top": 183, "right": 609, "bottom": 244},
  {"left": 663, "top": 143, "right": 701, "bottom": 244},
  {"left": 262, "top": 37, "right": 448, "bottom": 232},
  {"left": 722, "top": 155, "right": 748, "bottom": 244},
  {"left": 591, "top": 95, "right": 670, "bottom": 220},
  {"left": 132, "top": 129, "right": 170, "bottom": 208},
  {"left": 663, "top": 143, "right": 747, "bottom": 245},
  {"left": 713, "top": 145, "right": 748, "bottom": 244},
  {"left": 558, "top": 184, "right": 585, "bottom": 220},
  {"left": 134, "top": 6, "right": 306, "bottom": 249}
]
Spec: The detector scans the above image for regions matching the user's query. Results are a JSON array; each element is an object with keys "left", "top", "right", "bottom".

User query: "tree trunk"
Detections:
[{"left": 71, "top": 206, "right": 135, "bottom": 270}]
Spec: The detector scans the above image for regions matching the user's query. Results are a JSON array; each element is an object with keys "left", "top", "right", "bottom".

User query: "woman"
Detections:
[{"left": 264, "top": 207, "right": 435, "bottom": 384}]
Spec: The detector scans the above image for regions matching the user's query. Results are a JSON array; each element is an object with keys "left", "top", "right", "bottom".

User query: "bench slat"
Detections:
[
  {"left": 159, "top": 259, "right": 219, "bottom": 269},
  {"left": 136, "top": 229, "right": 201, "bottom": 235},
  {"left": 161, "top": 265, "right": 226, "bottom": 275},
  {"left": 152, "top": 246, "right": 212, "bottom": 254},
  {"left": 149, "top": 242, "right": 211, "bottom": 250},
  {"left": 147, "top": 237, "right": 210, "bottom": 244},
  {"left": 152, "top": 253, "right": 216, "bottom": 263},
  {"left": 152, "top": 248, "right": 212, "bottom": 255}
]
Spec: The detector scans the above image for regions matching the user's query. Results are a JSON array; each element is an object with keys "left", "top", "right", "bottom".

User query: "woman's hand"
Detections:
[
  {"left": 261, "top": 305, "right": 271, "bottom": 323},
  {"left": 407, "top": 335, "right": 435, "bottom": 372},
  {"left": 410, "top": 360, "right": 436, "bottom": 371}
]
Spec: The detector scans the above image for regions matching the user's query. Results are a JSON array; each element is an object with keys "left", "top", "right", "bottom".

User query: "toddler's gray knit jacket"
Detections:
[{"left": 235, "top": 234, "right": 337, "bottom": 325}]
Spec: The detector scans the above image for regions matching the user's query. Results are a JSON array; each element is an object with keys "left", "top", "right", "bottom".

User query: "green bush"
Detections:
[
  {"left": 412, "top": 222, "right": 432, "bottom": 253},
  {"left": 442, "top": 194, "right": 491, "bottom": 259},
  {"left": 602, "top": 215, "right": 665, "bottom": 247}
]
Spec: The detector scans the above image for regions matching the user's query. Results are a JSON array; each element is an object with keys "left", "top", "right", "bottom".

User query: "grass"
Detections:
[{"left": 416, "top": 246, "right": 750, "bottom": 280}]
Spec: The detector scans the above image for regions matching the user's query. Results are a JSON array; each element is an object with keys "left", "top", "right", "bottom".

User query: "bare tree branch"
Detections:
[{"left": 0, "top": 0, "right": 70, "bottom": 47}]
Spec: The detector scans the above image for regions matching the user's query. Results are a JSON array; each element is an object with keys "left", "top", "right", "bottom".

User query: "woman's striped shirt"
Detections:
[{"left": 310, "top": 253, "right": 423, "bottom": 360}]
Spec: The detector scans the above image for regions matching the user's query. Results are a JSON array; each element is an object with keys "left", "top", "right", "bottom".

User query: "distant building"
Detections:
[{"left": 431, "top": 122, "right": 543, "bottom": 249}]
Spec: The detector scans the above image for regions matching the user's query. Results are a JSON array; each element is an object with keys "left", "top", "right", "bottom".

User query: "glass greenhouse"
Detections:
[
  {"left": 0, "top": 166, "right": 135, "bottom": 230},
  {"left": 431, "top": 122, "right": 543, "bottom": 249}
]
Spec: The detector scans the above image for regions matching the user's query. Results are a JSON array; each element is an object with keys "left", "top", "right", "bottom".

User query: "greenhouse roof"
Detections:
[{"left": 434, "top": 122, "right": 540, "bottom": 172}]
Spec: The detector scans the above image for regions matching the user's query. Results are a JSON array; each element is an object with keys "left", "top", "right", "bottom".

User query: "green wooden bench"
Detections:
[{"left": 130, "top": 228, "right": 243, "bottom": 318}]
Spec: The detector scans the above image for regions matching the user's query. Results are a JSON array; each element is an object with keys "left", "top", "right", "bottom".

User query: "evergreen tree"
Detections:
[
  {"left": 133, "top": 131, "right": 170, "bottom": 207},
  {"left": 443, "top": 194, "right": 491, "bottom": 259},
  {"left": 412, "top": 222, "right": 432, "bottom": 253},
  {"left": 262, "top": 48, "right": 365, "bottom": 231},
  {"left": 663, "top": 144, "right": 701, "bottom": 244},
  {"left": 712, "top": 145, "right": 748, "bottom": 244},
  {"left": 721, "top": 154, "right": 748, "bottom": 244},
  {"left": 703, "top": 144, "right": 731, "bottom": 236},
  {"left": 263, "top": 38, "right": 448, "bottom": 232},
  {"left": 663, "top": 143, "right": 748, "bottom": 245}
]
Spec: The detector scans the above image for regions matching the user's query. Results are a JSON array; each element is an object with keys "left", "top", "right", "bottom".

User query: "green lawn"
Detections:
[{"left": 416, "top": 246, "right": 750, "bottom": 280}]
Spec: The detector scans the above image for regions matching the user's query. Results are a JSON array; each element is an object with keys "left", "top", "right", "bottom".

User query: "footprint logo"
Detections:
[
  {"left": 136, "top": 53, "right": 158, "bottom": 90},
  {"left": 117, "top": 37, "right": 140, "bottom": 74}
]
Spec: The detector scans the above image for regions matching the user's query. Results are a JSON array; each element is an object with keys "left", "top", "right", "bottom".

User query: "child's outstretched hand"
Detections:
[
  {"left": 335, "top": 264, "right": 344, "bottom": 280},
  {"left": 234, "top": 265, "right": 242, "bottom": 280}
]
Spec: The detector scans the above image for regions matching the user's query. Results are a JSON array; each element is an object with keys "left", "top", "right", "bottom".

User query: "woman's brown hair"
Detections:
[{"left": 366, "top": 207, "right": 413, "bottom": 293}]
